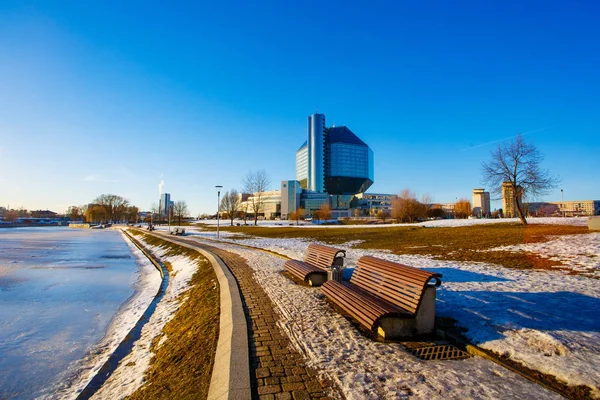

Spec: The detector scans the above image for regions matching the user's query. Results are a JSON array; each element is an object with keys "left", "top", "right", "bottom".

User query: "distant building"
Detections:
[
  {"left": 296, "top": 113, "right": 374, "bottom": 195},
  {"left": 439, "top": 203, "right": 456, "bottom": 217},
  {"left": 472, "top": 188, "right": 491, "bottom": 217},
  {"left": 502, "top": 182, "right": 523, "bottom": 218},
  {"left": 30, "top": 210, "right": 58, "bottom": 218},
  {"left": 159, "top": 193, "right": 172, "bottom": 217},
  {"left": 239, "top": 190, "right": 282, "bottom": 220},
  {"left": 355, "top": 193, "right": 397, "bottom": 216},
  {"left": 281, "top": 180, "right": 302, "bottom": 219},
  {"left": 527, "top": 200, "right": 600, "bottom": 217}
]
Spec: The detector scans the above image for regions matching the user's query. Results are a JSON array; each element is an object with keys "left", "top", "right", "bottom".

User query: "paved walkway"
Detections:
[{"left": 177, "top": 238, "right": 342, "bottom": 400}]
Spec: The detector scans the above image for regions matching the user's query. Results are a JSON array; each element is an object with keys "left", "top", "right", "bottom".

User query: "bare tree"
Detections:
[
  {"left": 377, "top": 209, "right": 391, "bottom": 222},
  {"left": 481, "top": 134, "right": 559, "bottom": 224},
  {"left": 391, "top": 189, "right": 426, "bottom": 223},
  {"left": 242, "top": 169, "right": 270, "bottom": 226},
  {"left": 172, "top": 201, "right": 188, "bottom": 226},
  {"left": 454, "top": 199, "right": 471, "bottom": 219},
  {"left": 289, "top": 207, "right": 305, "bottom": 225},
  {"left": 66, "top": 206, "right": 84, "bottom": 221},
  {"left": 93, "top": 194, "right": 130, "bottom": 223},
  {"left": 220, "top": 190, "right": 241, "bottom": 226}
]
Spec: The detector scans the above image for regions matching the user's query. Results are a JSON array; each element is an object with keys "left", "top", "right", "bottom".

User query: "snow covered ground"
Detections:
[
  {"left": 177, "top": 217, "right": 599, "bottom": 398},
  {"left": 89, "top": 235, "right": 200, "bottom": 400}
]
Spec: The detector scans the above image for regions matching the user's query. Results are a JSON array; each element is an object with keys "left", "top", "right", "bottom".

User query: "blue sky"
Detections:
[{"left": 1, "top": 1, "right": 598, "bottom": 215}]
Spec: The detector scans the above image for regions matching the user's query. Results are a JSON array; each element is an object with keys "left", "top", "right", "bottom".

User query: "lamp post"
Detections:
[
  {"left": 561, "top": 188, "right": 564, "bottom": 217},
  {"left": 216, "top": 185, "right": 223, "bottom": 240}
]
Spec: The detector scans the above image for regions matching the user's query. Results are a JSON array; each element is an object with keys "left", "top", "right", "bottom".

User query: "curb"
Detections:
[{"left": 147, "top": 232, "right": 251, "bottom": 400}]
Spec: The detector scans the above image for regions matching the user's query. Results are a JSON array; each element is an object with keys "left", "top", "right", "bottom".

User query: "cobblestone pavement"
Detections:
[{"left": 180, "top": 239, "right": 343, "bottom": 400}]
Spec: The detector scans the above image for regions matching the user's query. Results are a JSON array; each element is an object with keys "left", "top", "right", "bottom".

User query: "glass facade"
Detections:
[
  {"left": 295, "top": 144, "right": 308, "bottom": 186},
  {"left": 328, "top": 143, "right": 371, "bottom": 178}
]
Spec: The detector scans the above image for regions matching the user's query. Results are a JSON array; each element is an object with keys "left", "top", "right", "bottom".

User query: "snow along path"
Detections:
[
  {"left": 89, "top": 236, "right": 199, "bottom": 400},
  {"left": 196, "top": 230, "right": 600, "bottom": 398},
  {"left": 197, "top": 239, "right": 561, "bottom": 400},
  {"left": 49, "top": 231, "right": 162, "bottom": 400}
]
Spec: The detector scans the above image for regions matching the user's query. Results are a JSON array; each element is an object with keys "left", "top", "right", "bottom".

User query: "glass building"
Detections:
[{"left": 296, "top": 113, "right": 374, "bottom": 196}]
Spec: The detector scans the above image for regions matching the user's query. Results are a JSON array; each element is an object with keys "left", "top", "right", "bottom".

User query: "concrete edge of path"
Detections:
[
  {"left": 198, "top": 248, "right": 251, "bottom": 400},
  {"left": 153, "top": 233, "right": 251, "bottom": 400}
]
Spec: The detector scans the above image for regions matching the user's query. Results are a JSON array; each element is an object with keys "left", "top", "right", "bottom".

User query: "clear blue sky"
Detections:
[{"left": 1, "top": 1, "right": 599, "bottom": 215}]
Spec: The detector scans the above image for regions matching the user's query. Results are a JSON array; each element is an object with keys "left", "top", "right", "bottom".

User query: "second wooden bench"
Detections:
[
  {"left": 322, "top": 255, "right": 442, "bottom": 339},
  {"left": 283, "top": 243, "right": 346, "bottom": 286}
]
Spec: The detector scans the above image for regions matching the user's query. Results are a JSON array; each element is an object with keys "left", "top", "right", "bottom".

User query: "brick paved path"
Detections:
[{"left": 181, "top": 239, "right": 343, "bottom": 400}]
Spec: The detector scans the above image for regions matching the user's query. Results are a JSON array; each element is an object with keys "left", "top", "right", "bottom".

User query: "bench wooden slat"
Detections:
[{"left": 322, "top": 255, "right": 442, "bottom": 337}]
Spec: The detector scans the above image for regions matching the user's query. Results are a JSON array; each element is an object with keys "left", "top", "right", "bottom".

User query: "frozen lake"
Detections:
[{"left": 0, "top": 227, "right": 141, "bottom": 399}]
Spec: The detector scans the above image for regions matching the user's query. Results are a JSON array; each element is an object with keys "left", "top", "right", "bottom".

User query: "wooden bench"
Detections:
[
  {"left": 322, "top": 256, "right": 442, "bottom": 339},
  {"left": 283, "top": 243, "right": 346, "bottom": 286},
  {"left": 170, "top": 227, "right": 186, "bottom": 236}
]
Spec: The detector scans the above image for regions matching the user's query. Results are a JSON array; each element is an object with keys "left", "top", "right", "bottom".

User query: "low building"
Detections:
[
  {"left": 239, "top": 190, "right": 282, "bottom": 220},
  {"left": 528, "top": 200, "right": 600, "bottom": 217},
  {"left": 354, "top": 193, "right": 396, "bottom": 216},
  {"left": 30, "top": 210, "right": 58, "bottom": 218}
]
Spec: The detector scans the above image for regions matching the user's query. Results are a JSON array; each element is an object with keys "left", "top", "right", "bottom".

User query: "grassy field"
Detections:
[
  {"left": 206, "top": 223, "right": 589, "bottom": 270},
  {"left": 127, "top": 232, "right": 220, "bottom": 400}
]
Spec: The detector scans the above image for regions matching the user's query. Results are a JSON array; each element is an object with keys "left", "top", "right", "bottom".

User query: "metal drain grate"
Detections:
[{"left": 407, "top": 344, "right": 470, "bottom": 361}]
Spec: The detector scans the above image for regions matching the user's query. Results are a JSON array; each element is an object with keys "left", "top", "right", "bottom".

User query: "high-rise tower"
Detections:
[{"left": 308, "top": 113, "right": 326, "bottom": 192}]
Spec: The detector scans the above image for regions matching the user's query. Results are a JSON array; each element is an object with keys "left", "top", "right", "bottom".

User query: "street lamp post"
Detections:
[
  {"left": 216, "top": 185, "right": 223, "bottom": 240},
  {"left": 561, "top": 188, "right": 564, "bottom": 217}
]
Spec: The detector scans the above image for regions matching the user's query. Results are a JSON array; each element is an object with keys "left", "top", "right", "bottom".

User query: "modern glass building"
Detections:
[{"left": 296, "top": 113, "right": 374, "bottom": 196}]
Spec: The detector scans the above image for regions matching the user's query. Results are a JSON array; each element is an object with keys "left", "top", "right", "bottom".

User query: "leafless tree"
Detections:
[
  {"left": 242, "top": 169, "right": 270, "bottom": 226},
  {"left": 481, "top": 134, "right": 559, "bottom": 224},
  {"left": 93, "top": 194, "right": 130, "bottom": 223},
  {"left": 316, "top": 203, "right": 332, "bottom": 222},
  {"left": 391, "top": 189, "right": 427, "bottom": 223},
  {"left": 377, "top": 209, "right": 391, "bottom": 222},
  {"left": 172, "top": 201, "right": 188, "bottom": 226},
  {"left": 150, "top": 203, "right": 160, "bottom": 225},
  {"left": 289, "top": 207, "right": 305, "bottom": 225},
  {"left": 454, "top": 198, "right": 471, "bottom": 219},
  {"left": 66, "top": 206, "right": 84, "bottom": 221},
  {"left": 220, "top": 190, "right": 241, "bottom": 226}
]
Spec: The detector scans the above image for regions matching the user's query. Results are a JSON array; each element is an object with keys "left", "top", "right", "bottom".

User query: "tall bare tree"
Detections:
[
  {"left": 242, "top": 169, "right": 270, "bottom": 226},
  {"left": 220, "top": 190, "right": 241, "bottom": 226},
  {"left": 481, "top": 134, "right": 559, "bottom": 224},
  {"left": 93, "top": 194, "right": 130, "bottom": 223},
  {"left": 172, "top": 201, "right": 188, "bottom": 226}
]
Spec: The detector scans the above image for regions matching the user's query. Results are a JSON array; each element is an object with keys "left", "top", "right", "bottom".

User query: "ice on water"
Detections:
[{"left": 0, "top": 227, "right": 140, "bottom": 399}]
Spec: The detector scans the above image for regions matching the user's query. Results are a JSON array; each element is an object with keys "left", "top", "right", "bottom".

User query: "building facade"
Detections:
[
  {"left": 296, "top": 113, "right": 374, "bottom": 195},
  {"left": 502, "top": 182, "right": 523, "bottom": 218},
  {"left": 472, "top": 188, "right": 491, "bottom": 217},
  {"left": 527, "top": 200, "right": 600, "bottom": 217},
  {"left": 281, "top": 180, "right": 302, "bottom": 219},
  {"left": 159, "top": 193, "right": 173, "bottom": 217},
  {"left": 355, "top": 193, "right": 397, "bottom": 216}
]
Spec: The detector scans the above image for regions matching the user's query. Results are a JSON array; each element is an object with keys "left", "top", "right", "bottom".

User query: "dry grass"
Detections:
[
  {"left": 126, "top": 232, "right": 220, "bottom": 400},
  {"left": 215, "top": 223, "right": 589, "bottom": 270}
]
